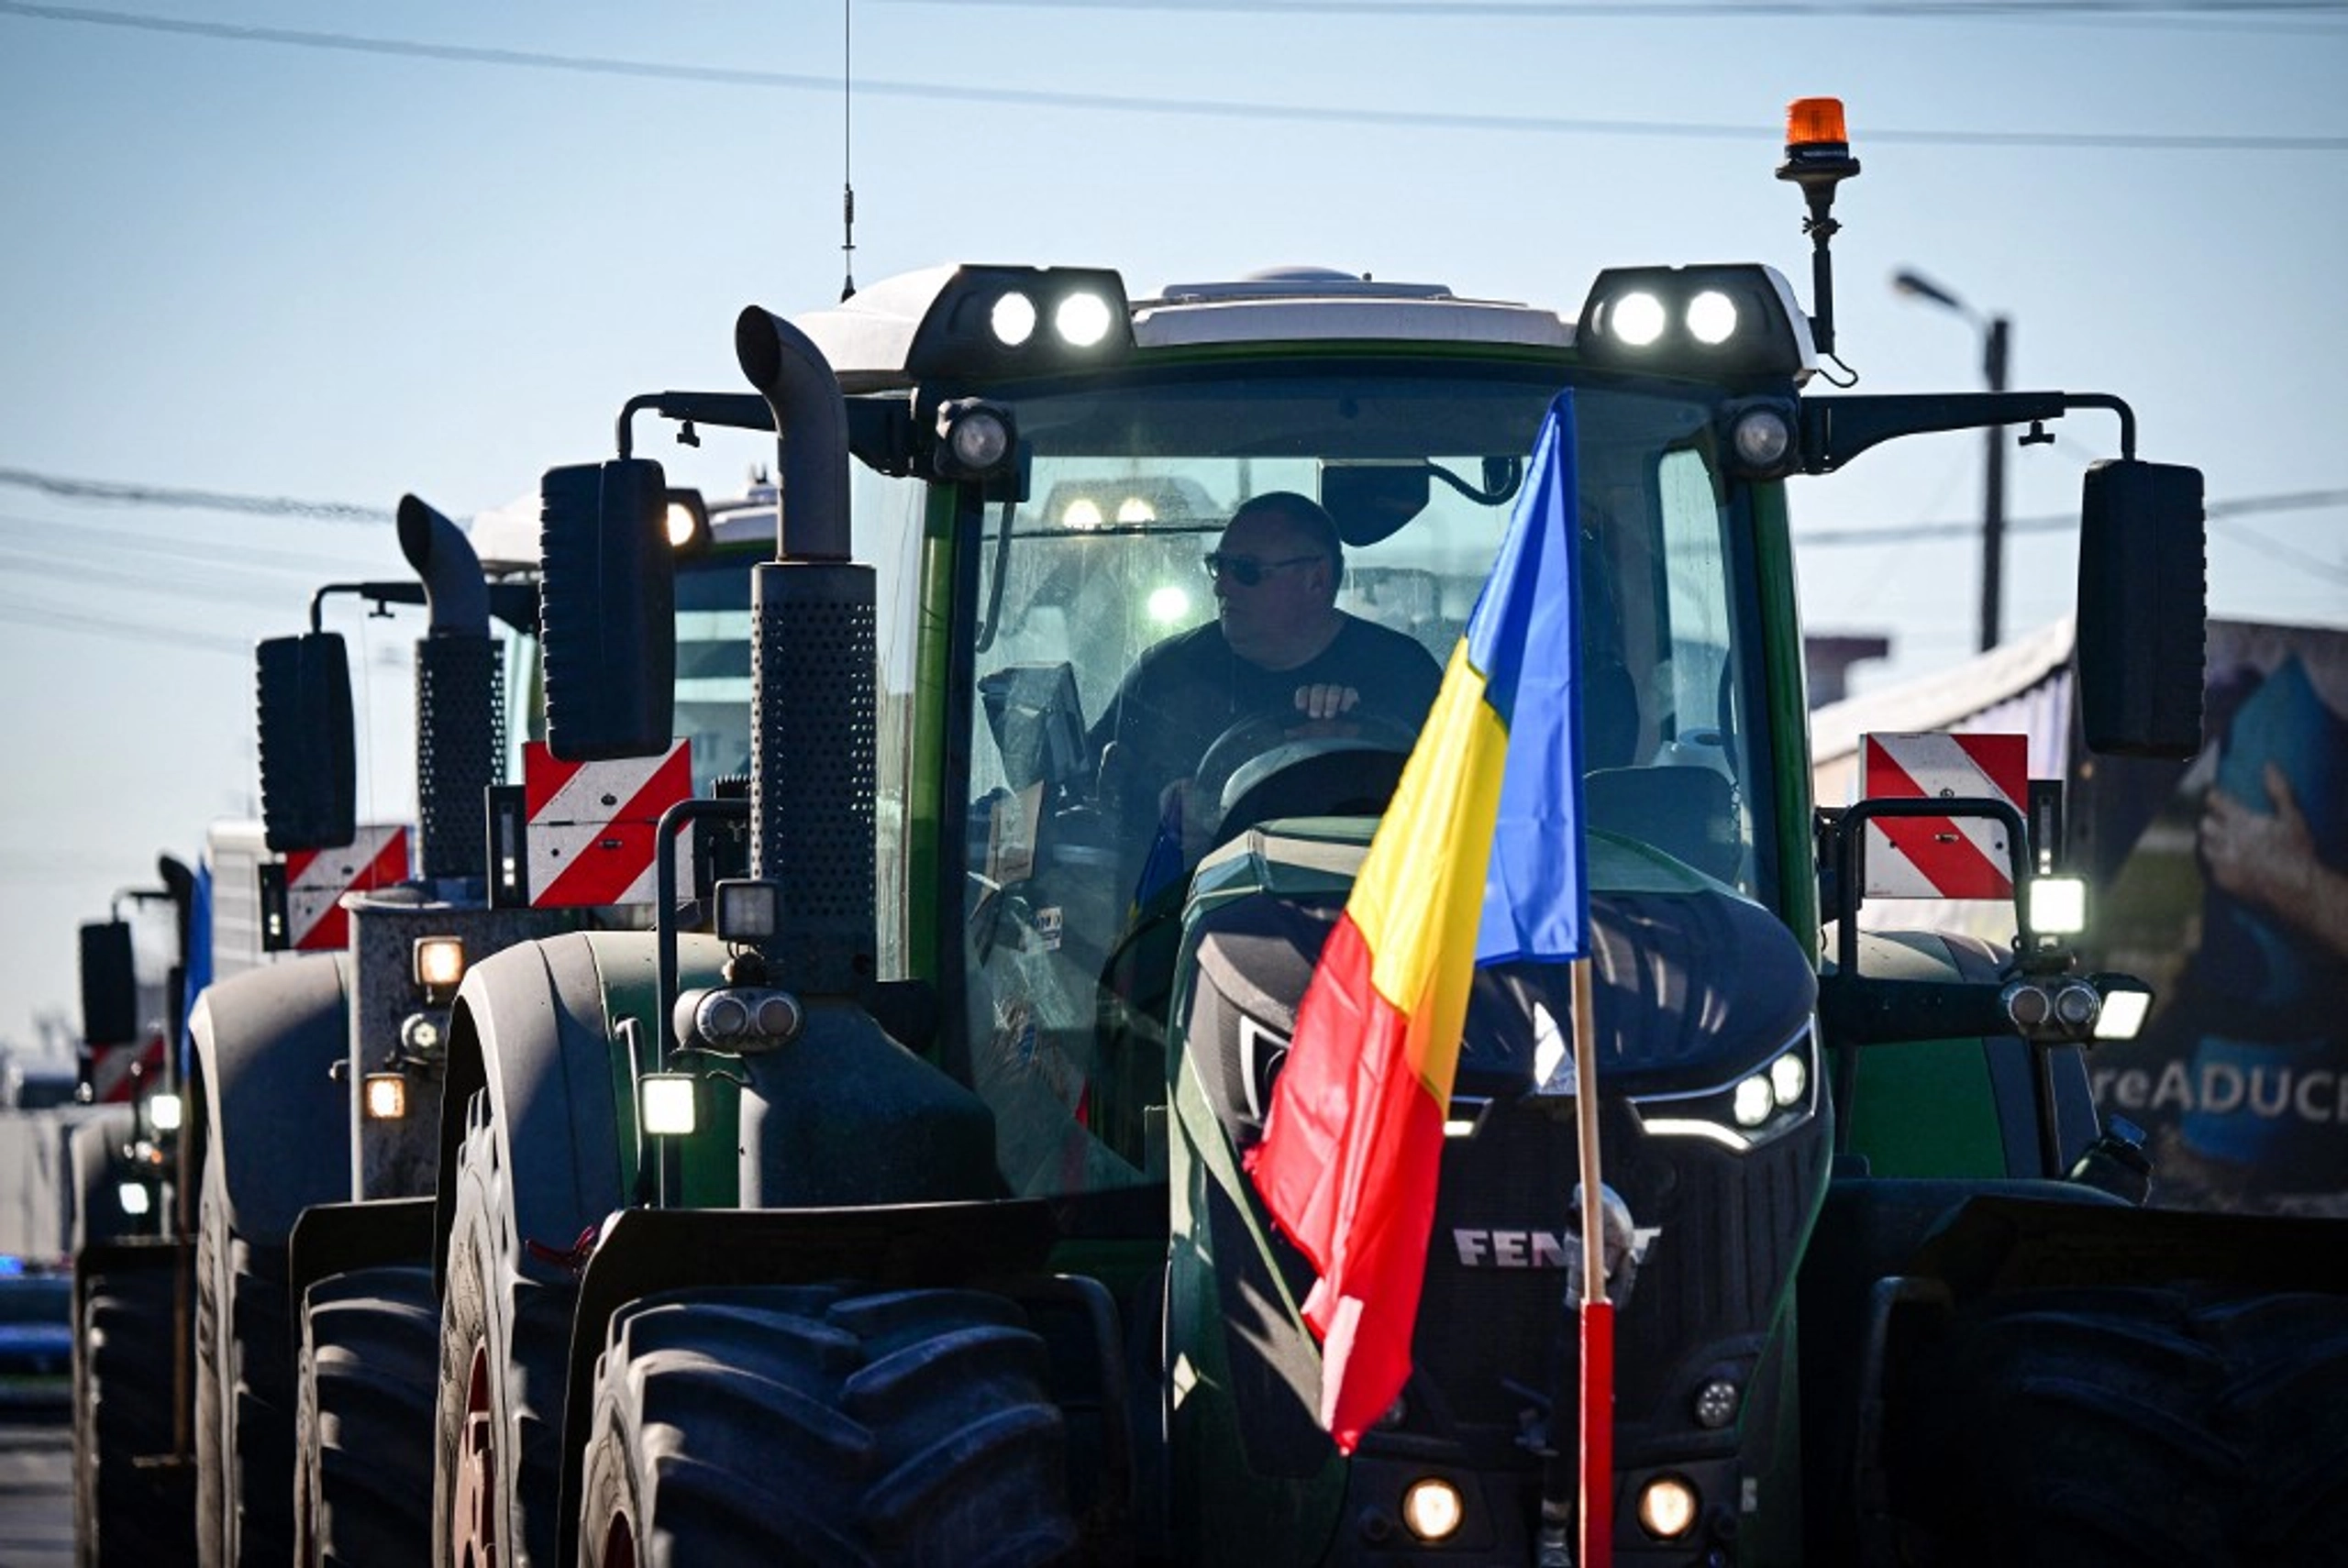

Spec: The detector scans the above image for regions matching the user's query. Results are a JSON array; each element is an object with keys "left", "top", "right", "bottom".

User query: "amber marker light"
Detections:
[{"left": 1785, "top": 96, "right": 1849, "bottom": 150}]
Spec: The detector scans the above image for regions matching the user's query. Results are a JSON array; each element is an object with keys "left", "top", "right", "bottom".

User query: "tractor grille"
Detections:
[{"left": 1412, "top": 1097, "right": 1825, "bottom": 1437}]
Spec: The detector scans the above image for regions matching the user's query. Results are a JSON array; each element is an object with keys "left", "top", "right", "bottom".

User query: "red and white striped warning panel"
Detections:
[
  {"left": 521, "top": 740, "right": 693, "bottom": 907},
  {"left": 1859, "top": 732, "right": 2029, "bottom": 900},
  {"left": 285, "top": 824, "right": 412, "bottom": 951},
  {"left": 85, "top": 1032, "right": 166, "bottom": 1104}
]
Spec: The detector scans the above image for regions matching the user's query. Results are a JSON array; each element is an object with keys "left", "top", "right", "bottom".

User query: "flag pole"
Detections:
[{"left": 1573, "top": 953, "right": 1613, "bottom": 1568}]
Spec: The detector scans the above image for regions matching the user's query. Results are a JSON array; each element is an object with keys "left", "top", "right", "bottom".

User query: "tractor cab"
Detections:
[{"left": 742, "top": 261, "right": 1818, "bottom": 1203}]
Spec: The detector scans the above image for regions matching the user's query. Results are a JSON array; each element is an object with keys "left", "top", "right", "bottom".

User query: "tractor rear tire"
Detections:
[
  {"left": 1888, "top": 1282, "right": 2348, "bottom": 1566},
  {"left": 76, "top": 1257, "right": 197, "bottom": 1567},
  {"left": 431, "top": 1097, "right": 571, "bottom": 1568},
  {"left": 295, "top": 1264, "right": 439, "bottom": 1566},
  {"left": 195, "top": 1142, "right": 295, "bottom": 1568},
  {"left": 578, "top": 1285, "right": 1080, "bottom": 1567}
]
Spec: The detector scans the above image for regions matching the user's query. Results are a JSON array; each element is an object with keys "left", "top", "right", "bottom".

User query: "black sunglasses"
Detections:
[{"left": 1202, "top": 551, "right": 1321, "bottom": 587}]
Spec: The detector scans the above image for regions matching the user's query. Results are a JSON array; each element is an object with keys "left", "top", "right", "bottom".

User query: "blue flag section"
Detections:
[{"left": 1472, "top": 392, "right": 1589, "bottom": 967}]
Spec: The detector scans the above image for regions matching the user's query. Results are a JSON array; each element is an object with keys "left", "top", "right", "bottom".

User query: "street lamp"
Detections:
[{"left": 1892, "top": 268, "right": 2012, "bottom": 653}]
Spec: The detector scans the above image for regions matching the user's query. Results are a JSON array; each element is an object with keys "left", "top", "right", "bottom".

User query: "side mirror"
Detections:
[
  {"left": 255, "top": 631, "right": 357, "bottom": 852},
  {"left": 2076, "top": 459, "right": 2205, "bottom": 757},
  {"left": 78, "top": 920, "right": 138, "bottom": 1048},
  {"left": 540, "top": 458, "right": 676, "bottom": 760},
  {"left": 1320, "top": 463, "right": 1430, "bottom": 547}
]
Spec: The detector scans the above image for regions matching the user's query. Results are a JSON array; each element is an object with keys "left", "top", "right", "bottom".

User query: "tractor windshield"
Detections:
[{"left": 942, "top": 363, "right": 1781, "bottom": 1197}]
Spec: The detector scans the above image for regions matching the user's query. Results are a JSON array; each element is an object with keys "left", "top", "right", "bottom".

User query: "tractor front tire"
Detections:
[
  {"left": 431, "top": 1098, "right": 571, "bottom": 1568},
  {"left": 579, "top": 1285, "right": 1080, "bottom": 1567},
  {"left": 1888, "top": 1282, "right": 2348, "bottom": 1566},
  {"left": 76, "top": 1256, "right": 197, "bottom": 1567},
  {"left": 195, "top": 1143, "right": 295, "bottom": 1568},
  {"left": 295, "top": 1264, "right": 439, "bottom": 1566}
]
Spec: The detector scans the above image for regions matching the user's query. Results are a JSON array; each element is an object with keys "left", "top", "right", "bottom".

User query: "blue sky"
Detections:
[{"left": 1, "top": 0, "right": 2342, "bottom": 1046}]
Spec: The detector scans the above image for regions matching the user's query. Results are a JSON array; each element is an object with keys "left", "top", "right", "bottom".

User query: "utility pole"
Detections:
[
  {"left": 1894, "top": 268, "right": 2012, "bottom": 652},
  {"left": 1979, "top": 314, "right": 2010, "bottom": 654}
]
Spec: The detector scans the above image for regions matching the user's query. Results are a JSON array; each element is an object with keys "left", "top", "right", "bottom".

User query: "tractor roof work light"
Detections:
[
  {"left": 933, "top": 398, "right": 1019, "bottom": 482},
  {"left": 663, "top": 489, "right": 713, "bottom": 557},
  {"left": 903, "top": 265, "right": 1135, "bottom": 379},
  {"left": 1576, "top": 265, "right": 1813, "bottom": 383}
]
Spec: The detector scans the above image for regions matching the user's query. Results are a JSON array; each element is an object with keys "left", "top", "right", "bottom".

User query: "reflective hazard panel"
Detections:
[
  {"left": 1859, "top": 732, "right": 2028, "bottom": 899},
  {"left": 513, "top": 741, "right": 694, "bottom": 908}
]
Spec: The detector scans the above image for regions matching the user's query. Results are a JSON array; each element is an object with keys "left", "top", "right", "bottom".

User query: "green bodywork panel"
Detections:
[
  {"left": 583, "top": 930, "right": 742, "bottom": 1208},
  {"left": 1831, "top": 930, "right": 2013, "bottom": 1176}
]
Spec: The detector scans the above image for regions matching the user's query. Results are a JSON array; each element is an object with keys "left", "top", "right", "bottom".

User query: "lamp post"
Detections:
[{"left": 1893, "top": 268, "right": 2011, "bottom": 653}]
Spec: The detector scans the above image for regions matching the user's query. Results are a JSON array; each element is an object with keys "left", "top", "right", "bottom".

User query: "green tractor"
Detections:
[
  {"left": 71, "top": 862, "right": 201, "bottom": 1568},
  {"left": 416, "top": 100, "right": 2348, "bottom": 1567},
  {"left": 178, "top": 491, "right": 759, "bottom": 1568}
]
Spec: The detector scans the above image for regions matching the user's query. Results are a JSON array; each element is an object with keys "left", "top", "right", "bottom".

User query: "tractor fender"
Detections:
[
  {"left": 1842, "top": 927, "right": 2100, "bottom": 1181},
  {"left": 187, "top": 951, "right": 352, "bottom": 1245},
  {"left": 431, "top": 931, "right": 632, "bottom": 1281}
]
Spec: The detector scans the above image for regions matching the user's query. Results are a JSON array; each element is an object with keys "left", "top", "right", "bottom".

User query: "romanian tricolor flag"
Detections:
[{"left": 1246, "top": 391, "right": 1590, "bottom": 1452}]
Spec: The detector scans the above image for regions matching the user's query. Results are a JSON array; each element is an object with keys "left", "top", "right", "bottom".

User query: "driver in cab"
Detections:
[{"left": 1089, "top": 491, "right": 1443, "bottom": 885}]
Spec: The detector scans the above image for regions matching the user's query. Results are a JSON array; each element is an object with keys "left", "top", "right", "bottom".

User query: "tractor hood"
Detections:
[{"left": 1180, "top": 825, "right": 1819, "bottom": 1148}]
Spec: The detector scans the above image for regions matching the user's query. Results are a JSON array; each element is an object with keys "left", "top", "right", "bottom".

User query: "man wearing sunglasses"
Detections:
[{"left": 1089, "top": 491, "right": 1444, "bottom": 882}]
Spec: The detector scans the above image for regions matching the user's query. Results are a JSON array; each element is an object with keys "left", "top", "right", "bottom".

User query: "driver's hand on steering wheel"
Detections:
[{"left": 1293, "top": 682, "right": 1362, "bottom": 722}]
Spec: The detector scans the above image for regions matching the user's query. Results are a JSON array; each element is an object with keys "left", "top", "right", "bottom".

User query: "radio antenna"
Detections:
[{"left": 840, "top": 0, "right": 857, "bottom": 301}]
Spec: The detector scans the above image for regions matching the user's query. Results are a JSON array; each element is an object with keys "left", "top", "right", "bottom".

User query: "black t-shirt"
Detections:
[{"left": 1088, "top": 613, "right": 1445, "bottom": 845}]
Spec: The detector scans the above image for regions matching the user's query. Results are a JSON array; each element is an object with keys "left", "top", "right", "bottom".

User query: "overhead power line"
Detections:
[
  {"left": 0, "top": 512, "right": 384, "bottom": 577},
  {"left": 1792, "top": 486, "right": 2348, "bottom": 545},
  {"left": 2, "top": 1, "right": 2342, "bottom": 150},
  {"left": 0, "top": 593, "right": 253, "bottom": 656},
  {"left": 910, "top": 0, "right": 2348, "bottom": 19},
  {"left": 0, "top": 467, "right": 392, "bottom": 524}
]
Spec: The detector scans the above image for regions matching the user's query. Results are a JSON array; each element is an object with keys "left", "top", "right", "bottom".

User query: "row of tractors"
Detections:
[{"left": 67, "top": 99, "right": 2348, "bottom": 1567}]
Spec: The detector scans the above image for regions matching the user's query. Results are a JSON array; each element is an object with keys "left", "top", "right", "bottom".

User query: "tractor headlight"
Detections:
[
  {"left": 1400, "top": 1477, "right": 1465, "bottom": 1543},
  {"left": 2091, "top": 975, "right": 2154, "bottom": 1042},
  {"left": 146, "top": 1091, "right": 183, "bottom": 1135},
  {"left": 362, "top": 1072, "right": 408, "bottom": 1121},
  {"left": 116, "top": 1181, "right": 151, "bottom": 1219},
  {"left": 1637, "top": 1022, "right": 1818, "bottom": 1152},
  {"left": 639, "top": 1073, "right": 699, "bottom": 1137},
  {"left": 2027, "top": 875, "right": 2088, "bottom": 938},
  {"left": 413, "top": 935, "right": 467, "bottom": 1001},
  {"left": 1636, "top": 1474, "right": 1700, "bottom": 1540}
]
